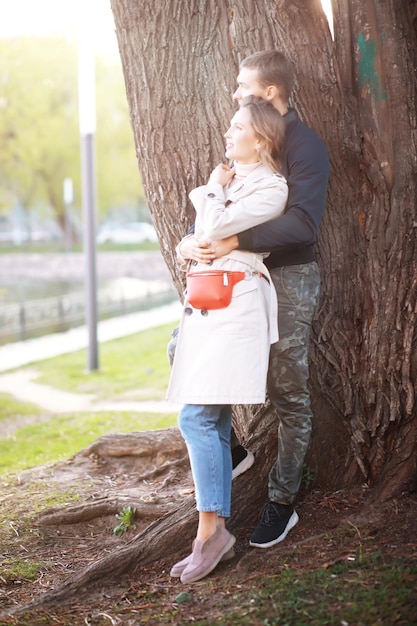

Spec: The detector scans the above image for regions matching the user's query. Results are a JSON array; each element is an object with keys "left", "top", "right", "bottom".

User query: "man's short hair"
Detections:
[{"left": 241, "top": 50, "right": 295, "bottom": 102}]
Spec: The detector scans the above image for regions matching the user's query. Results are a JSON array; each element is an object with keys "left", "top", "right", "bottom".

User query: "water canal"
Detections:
[{"left": 0, "top": 251, "right": 177, "bottom": 345}]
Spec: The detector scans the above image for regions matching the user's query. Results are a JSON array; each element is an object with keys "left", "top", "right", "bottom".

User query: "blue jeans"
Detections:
[{"left": 178, "top": 404, "right": 232, "bottom": 518}]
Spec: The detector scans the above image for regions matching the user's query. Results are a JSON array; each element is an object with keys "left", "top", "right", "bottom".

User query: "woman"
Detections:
[{"left": 167, "top": 96, "right": 288, "bottom": 584}]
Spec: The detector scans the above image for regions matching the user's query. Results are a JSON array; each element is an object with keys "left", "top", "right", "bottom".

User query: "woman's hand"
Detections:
[
  {"left": 177, "top": 235, "right": 216, "bottom": 264},
  {"left": 209, "top": 163, "right": 235, "bottom": 187}
]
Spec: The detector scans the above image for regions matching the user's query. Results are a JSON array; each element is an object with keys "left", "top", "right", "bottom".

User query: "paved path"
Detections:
[
  {"left": 0, "top": 301, "right": 181, "bottom": 372},
  {"left": 0, "top": 301, "right": 182, "bottom": 414},
  {"left": 0, "top": 369, "right": 180, "bottom": 414}
]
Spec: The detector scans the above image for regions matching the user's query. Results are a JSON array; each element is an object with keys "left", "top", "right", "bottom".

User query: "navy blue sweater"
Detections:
[{"left": 237, "top": 108, "right": 330, "bottom": 269}]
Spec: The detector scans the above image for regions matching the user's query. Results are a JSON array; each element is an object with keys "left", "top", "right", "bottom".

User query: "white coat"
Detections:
[{"left": 166, "top": 164, "right": 288, "bottom": 405}]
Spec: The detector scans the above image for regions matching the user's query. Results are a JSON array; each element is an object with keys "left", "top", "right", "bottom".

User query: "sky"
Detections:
[
  {"left": 321, "top": 0, "right": 334, "bottom": 37},
  {"left": 0, "top": 0, "right": 118, "bottom": 56},
  {"left": 0, "top": 0, "right": 334, "bottom": 49},
  {"left": 0, "top": 0, "right": 334, "bottom": 130}
]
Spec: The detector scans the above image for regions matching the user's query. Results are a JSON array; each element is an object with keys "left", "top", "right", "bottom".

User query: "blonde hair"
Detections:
[{"left": 240, "top": 95, "right": 285, "bottom": 173}]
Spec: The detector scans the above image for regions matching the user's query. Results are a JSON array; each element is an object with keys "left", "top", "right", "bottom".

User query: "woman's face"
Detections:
[{"left": 224, "top": 107, "right": 259, "bottom": 164}]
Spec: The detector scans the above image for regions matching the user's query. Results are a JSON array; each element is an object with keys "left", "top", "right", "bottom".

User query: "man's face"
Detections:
[{"left": 233, "top": 67, "right": 267, "bottom": 103}]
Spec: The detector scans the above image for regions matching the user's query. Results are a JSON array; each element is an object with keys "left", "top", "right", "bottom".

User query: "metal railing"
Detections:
[{"left": 0, "top": 279, "right": 177, "bottom": 345}]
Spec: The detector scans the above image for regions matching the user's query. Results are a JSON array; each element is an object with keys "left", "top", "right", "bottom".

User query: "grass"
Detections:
[
  {"left": 0, "top": 317, "right": 180, "bottom": 599},
  {"left": 0, "top": 320, "right": 180, "bottom": 475},
  {"left": 0, "top": 395, "right": 41, "bottom": 421},
  {"left": 181, "top": 558, "right": 417, "bottom": 626},
  {"left": 1, "top": 558, "right": 45, "bottom": 582},
  {"left": 0, "top": 408, "right": 178, "bottom": 475},
  {"left": 104, "top": 556, "right": 416, "bottom": 625},
  {"left": 2, "top": 552, "right": 415, "bottom": 626},
  {"left": 0, "top": 241, "right": 160, "bottom": 254},
  {"left": 0, "top": 479, "right": 88, "bottom": 587},
  {"left": 25, "top": 321, "right": 178, "bottom": 400},
  {"left": 1, "top": 318, "right": 416, "bottom": 625}
]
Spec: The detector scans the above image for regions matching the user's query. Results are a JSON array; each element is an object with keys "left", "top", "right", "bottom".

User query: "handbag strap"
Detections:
[{"left": 228, "top": 271, "right": 246, "bottom": 286}]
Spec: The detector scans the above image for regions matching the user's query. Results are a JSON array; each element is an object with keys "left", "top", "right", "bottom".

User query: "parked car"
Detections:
[
  {"left": 0, "top": 227, "right": 59, "bottom": 244},
  {"left": 96, "top": 222, "right": 158, "bottom": 244}
]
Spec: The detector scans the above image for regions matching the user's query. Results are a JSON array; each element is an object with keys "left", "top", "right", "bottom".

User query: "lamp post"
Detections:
[
  {"left": 78, "top": 34, "right": 99, "bottom": 371},
  {"left": 63, "top": 177, "right": 73, "bottom": 251}
]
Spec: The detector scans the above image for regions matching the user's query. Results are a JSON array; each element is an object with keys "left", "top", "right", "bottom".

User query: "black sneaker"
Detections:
[
  {"left": 232, "top": 445, "right": 255, "bottom": 480},
  {"left": 249, "top": 501, "right": 299, "bottom": 548}
]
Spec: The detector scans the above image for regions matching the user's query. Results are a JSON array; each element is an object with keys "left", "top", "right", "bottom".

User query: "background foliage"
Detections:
[{"left": 0, "top": 37, "right": 145, "bottom": 233}]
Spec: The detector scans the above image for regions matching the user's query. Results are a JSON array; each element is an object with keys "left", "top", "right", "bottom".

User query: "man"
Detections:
[{"left": 174, "top": 50, "right": 329, "bottom": 548}]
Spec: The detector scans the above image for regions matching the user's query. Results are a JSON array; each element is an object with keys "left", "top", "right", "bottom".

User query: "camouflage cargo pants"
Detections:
[{"left": 267, "top": 262, "right": 320, "bottom": 505}]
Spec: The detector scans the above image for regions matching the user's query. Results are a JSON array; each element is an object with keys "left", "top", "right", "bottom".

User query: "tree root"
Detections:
[
  {"left": 8, "top": 496, "right": 198, "bottom": 614},
  {"left": 139, "top": 454, "right": 189, "bottom": 481},
  {"left": 36, "top": 497, "right": 172, "bottom": 526}
]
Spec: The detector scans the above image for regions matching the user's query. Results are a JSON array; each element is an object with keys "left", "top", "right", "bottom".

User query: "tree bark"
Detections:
[
  {"left": 111, "top": 0, "right": 417, "bottom": 498},
  {"left": 110, "top": 0, "right": 417, "bottom": 494},
  {"left": 310, "top": 0, "right": 417, "bottom": 498},
  {"left": 111, "top": 0, "right": 239, "bottom": 295}
]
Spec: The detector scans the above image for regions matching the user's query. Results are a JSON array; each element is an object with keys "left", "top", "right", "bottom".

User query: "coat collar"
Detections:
[
  {"left": 230, "top": 162, "right": 276, "bottom": 185},
  {"left": 226, "top": 163, "right": 283, "bottom": 199}
]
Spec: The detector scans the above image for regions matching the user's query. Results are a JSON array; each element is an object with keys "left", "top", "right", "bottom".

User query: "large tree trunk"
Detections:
[
  {"left": 112, "top": 0, "right": 417, "bottom": 497},
  {"left": 310, "top": 0, "right": 417, "bottom": 498},
  {"left": 8, "top": 0, "right": 416, "bottom": 612},
  {"left": 111, "top": 0, "right": 238, "bottom": 296}
]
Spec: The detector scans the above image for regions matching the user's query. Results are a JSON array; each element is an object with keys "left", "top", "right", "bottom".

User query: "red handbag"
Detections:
[{"left": 186, "top": 270, "right": 246, "bottom": 310}]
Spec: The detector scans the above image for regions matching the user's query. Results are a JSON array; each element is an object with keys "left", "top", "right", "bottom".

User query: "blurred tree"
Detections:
[
  {"left": 0, "top": 37, "right": 146, "bottom": 234},
  {"left": 95, "top": 56, "right": 146, "bottom": 225},
  {"left": 0, "top": 38, "right": 79, "bottom": 231}
]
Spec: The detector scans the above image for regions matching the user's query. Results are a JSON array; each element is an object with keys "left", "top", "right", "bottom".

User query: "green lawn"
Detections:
[
  {"left": 0, "top": 405, "right": 177, "bottom": 474},
  {"left": 27, "top": 321, "right": 178, "bottom": 400},
  {"left": 0, "top": 241, "right": 160, "bottom": 254},
  {"left": 0, "top": 321, "right": 180, "bottom": 475}
]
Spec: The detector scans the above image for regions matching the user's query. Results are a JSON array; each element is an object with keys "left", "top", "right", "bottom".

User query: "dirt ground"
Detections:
[
  {"left": 1, "top": 247, "right": 416, "bottom": 623},
  {"left": 1, "top": 430, "right": 417, "bottom": 626}
]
